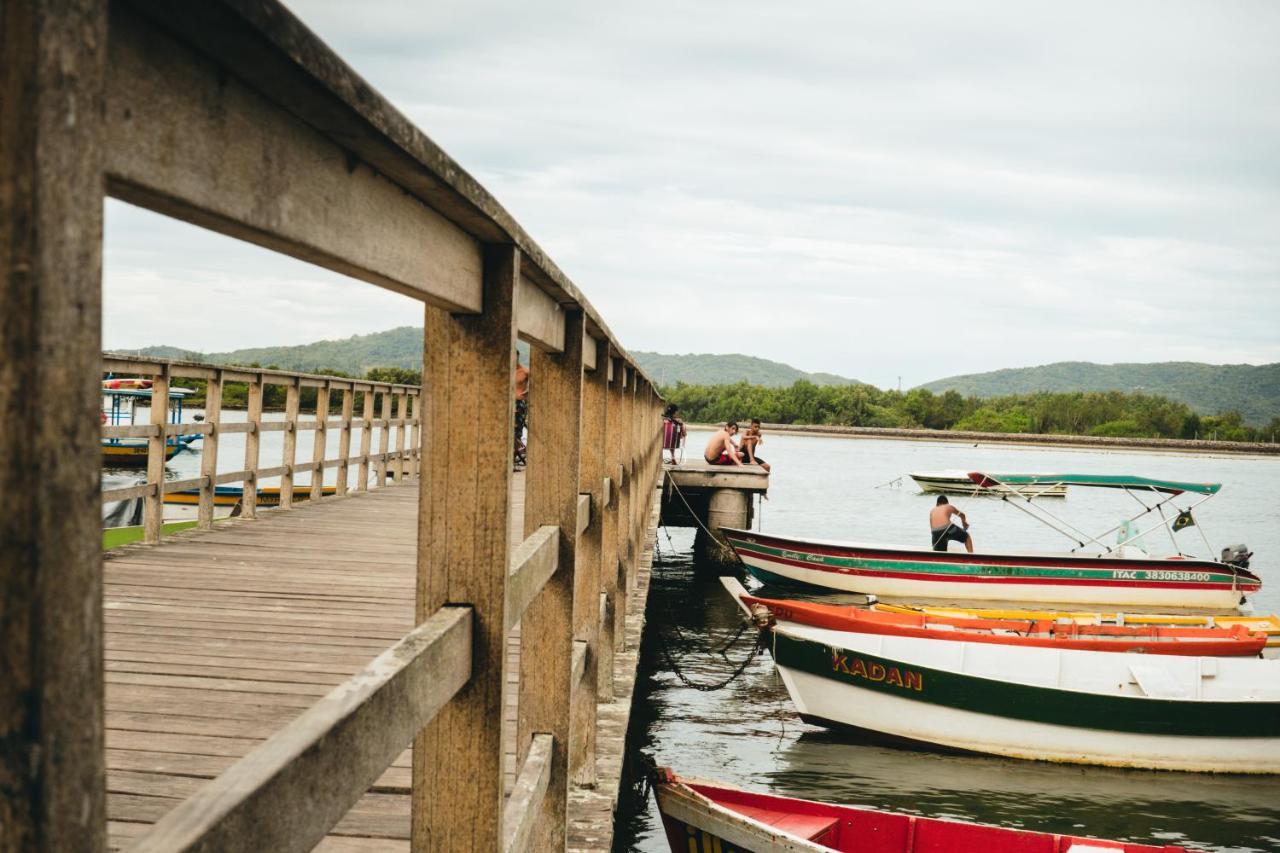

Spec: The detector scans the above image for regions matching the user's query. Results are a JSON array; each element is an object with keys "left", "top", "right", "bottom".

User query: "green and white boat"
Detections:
[
  {"left": 769, "top": 622, "right": 1280, "bottom": 773},
  {"left": 724, "top": 472, "right": 1261, "bottom": 609}
]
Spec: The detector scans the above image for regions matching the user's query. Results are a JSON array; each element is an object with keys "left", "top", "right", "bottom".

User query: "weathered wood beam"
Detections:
[
  {"left": 0, "top": 3, "right": 108, "bottom": 848},
  {"left": 414, "top": 243, "right": 519, "bottom": 850},
  {"left": 582, "top": 334, "right": 599, "bottom": 372},
  {"left": 516, "top": 275, "right": 565, "bottom": 352},
  {"left": 598, "top": 356, "right": 623, "bottom": 699},
  {"left": 519, "top": 309, "right": 585, "bottom": 848},
  {"left": 576, "top": 493, "right": 591, "bottom": 537},
  {"left": 505, "top": 526, "right": 560, "bottom": 634},
  {"left": 129, "top": 607, "right": 472, "bottom": 853},
  {"left": 501, "top": 734, "right": 553, "bottom": 853},
  {"left": 104, "top": 3, "right": 483, "bottom": 312},
  {"left": 572, "top": 334, "right": 609, "bottom": 783}
]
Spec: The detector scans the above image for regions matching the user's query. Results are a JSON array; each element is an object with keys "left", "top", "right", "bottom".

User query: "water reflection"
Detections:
[{"left": 619, "top": 436, "right": 1280, "bottom": 852}]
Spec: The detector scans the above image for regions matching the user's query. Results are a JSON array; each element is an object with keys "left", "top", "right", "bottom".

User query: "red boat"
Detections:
[
  {"left": 654, "top": 767, "right": 1186, "bottom": 852},
  {"left": 740, "top": 593, "right": 1267, "bottom": 657}
]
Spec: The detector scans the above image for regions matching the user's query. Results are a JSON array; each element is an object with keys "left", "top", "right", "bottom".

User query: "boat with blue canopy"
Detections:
[
  {"left": 101, "top": 379, "right": 202, "bottom": 468},
  {"left": 723, "top": 471, "right": 1260, "bottom": 610}
]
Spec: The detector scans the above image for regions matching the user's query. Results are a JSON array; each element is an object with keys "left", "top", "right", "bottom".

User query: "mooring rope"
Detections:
[{"left": 654, "top": 620, "right": 768, "bottom": 692}]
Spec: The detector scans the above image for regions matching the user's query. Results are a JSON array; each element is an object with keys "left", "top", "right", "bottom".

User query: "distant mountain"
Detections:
[
  {"left": 632, "top": 351, "right": 862, "bottom": 388},
  {"left": 130, "top": 327, "right": 424, "bottom": 376},
  {"left": 919, "top": 361, "right": 1280, "bottom": 425}
]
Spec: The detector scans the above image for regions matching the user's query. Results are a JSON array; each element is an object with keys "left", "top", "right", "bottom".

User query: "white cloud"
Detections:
[{"left": 102, "top": 0, "right": 1280, "bottom": 387}]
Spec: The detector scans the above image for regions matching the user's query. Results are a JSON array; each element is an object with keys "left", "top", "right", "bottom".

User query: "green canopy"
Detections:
[{"left": 969, "top": 472, "right": 1220, "bottom": 496}]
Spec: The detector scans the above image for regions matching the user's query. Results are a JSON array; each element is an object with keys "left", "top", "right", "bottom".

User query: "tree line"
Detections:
[
  {"left": 164, "top": 366, "right": 421, "bottom": 412},
  {"left": 662, "top": 381, "right": 1280, "bottom": 444}
]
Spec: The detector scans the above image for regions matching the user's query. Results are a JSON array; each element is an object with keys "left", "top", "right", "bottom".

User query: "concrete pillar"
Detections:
[{"left": 695, "top": 488, "right": 751, "bottom": 567}]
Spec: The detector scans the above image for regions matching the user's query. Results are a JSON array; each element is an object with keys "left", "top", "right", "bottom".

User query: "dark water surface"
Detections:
[{"left": 616, "top": 432, "right": 1280, "bottom": 852}]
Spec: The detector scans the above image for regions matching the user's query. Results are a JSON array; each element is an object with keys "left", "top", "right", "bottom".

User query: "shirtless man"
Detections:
[
  {"left": 929, "top": 495, "right": 972, "bottom": 552},
  {"left": 704, "top": 422, "right": 744, "bottom": 466}
]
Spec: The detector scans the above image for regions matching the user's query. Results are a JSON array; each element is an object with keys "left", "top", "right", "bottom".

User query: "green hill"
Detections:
[
  {"left": 919, "top": 361, "right": 1280, "bottom": 425},
  {"left": 132, "top": 327, "right": 425, "bottom": 376},
  {"left": 633, "top": 351, "right": 861, "bottom": 388}
]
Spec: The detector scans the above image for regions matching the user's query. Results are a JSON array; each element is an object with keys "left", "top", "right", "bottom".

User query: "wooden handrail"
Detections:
[
  {"left": 127, "top": 606, "right": 472, "bottom": 853},
  {"left": 502, "top": 734, "right": 554, "bottom": 853},
  {"left": 505, "top": 526, "right": 561, "bottom": 633}
]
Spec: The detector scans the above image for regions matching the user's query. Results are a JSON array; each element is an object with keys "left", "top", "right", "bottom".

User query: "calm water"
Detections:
[{"left": 616, "top": 430, "right": 1280, "bottom": 852}]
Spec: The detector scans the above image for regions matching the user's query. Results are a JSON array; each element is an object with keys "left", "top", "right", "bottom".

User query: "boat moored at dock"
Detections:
[
  {"left": 723, "top": 472, "right": 1261, "bottom": 609},
  {"left": 768, "top": 623, "right": 1280, "bottom": 773},
  {"left": 910, "top": 469, "right": 1068, "bottom": 497},
  {"left": 740, "top": 591, "right": 1269, "bottom": 656},
  {"left": 652, "top": 766, "right": 1187, "bottom": 852}
]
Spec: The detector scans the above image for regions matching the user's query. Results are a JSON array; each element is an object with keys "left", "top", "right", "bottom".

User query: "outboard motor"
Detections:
[{"left": 1221, "top": 543, "right": 1252, "bottom": 569}]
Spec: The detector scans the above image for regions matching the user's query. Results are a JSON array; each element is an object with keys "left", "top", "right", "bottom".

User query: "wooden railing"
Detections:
[
  {"left": 1, "top": 1, "right": 664, "bottom": 851},
  {"left": 100, "top": 355, "right": 421, "bottom": 544}
]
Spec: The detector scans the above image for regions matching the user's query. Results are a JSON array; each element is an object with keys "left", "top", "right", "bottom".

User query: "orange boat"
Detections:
[{"left": 741, "top": 593, "right": 1267, "bottom": 656}]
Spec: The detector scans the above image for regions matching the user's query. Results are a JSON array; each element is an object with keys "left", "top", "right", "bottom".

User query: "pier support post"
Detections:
[
  {"left": 0, "top": 0, "right": 108, "bottom": 849},
  {"left": 412, "top": 244, "right": 518, "bottom": 851},
  {"left": 695, "top": 488, "right": 751, "bottom": 567}
]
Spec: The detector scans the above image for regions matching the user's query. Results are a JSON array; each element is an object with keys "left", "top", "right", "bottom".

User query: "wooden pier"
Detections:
[
  {"left": 661, "top": 460, "right": 769, "bottom": 564},
  {"left": 3, "top": 2, "right": 664, "bottom": 850}
]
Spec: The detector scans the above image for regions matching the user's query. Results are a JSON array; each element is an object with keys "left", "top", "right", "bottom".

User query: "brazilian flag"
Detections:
[{"left": 1172, "top": 510, "right": 1196, "bottom": 532}]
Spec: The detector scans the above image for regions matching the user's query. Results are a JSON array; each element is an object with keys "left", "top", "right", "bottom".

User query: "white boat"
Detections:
[
  {"left": 910, "top": 470, "right": 1068, "bottom": 497},
  {"left": 768, "top": 622, "right": 1280, "bottom": 773}
]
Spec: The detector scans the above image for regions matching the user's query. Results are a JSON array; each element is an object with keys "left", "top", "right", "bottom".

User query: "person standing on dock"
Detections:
[
  {"left": 929, "top": 495, "right": 973, "bottom": 552},
  {"left": 704, "top": 422, "right": 745, "bottom": 465},
  {"left": 662, "top": 403, "right": 686, "bottom": 464}
]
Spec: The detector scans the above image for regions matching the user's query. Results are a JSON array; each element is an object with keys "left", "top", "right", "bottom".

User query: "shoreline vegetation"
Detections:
[
  {"left": 664, "top": 381, "right": 1279, "bottom": 449},
  {"left": 153, "top": 363, "right": 1277, "bottom": 454}
]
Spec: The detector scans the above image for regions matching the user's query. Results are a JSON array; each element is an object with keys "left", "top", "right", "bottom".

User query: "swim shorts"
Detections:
[{"left": 930, "top": 523, "right": 968, "bottom": 551}]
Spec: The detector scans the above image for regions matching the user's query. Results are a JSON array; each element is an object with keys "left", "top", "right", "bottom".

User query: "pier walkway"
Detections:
[{"left": 101, "top": 476, "right": 659, "bottom": 850}]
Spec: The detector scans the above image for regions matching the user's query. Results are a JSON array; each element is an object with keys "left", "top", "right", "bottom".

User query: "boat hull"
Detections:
[
  {"left": 101, "top": 436, "right": 198, "bottom": 468},
  {"left": 911, "top": 471, "right": 1068, "bottom": 497},
  {"left": 772, "top": 626, "right": 1280, "bottom": 773},
  {"left": 653, "top": 769, "right": 1185, "bottom": 852},
  {"left": 725, "top": 528, "right": 1258, "bottom": 609}
]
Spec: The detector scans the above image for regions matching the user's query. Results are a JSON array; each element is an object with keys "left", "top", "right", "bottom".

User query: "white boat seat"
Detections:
[{"left": 1128, "top": 663, "right": 1190, "bottom": 699}]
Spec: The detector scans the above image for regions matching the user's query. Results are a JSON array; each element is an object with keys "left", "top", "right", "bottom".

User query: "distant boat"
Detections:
[
  {"left": 723, "top": 472, "right": 1260, "bottom": 609},
  {"left": 910, "top": 469, "right": 1068, "bottom": 497},
  {"left": 651, "top": 765, "right": 1188, "bottom": 851},
  {"left": 101, "top": 381, "right": 200, "bottom": 468},
  {"left": 162, "top": 485, "right": 338, "bottom": 508},
  {"left": 767, "top": 622, "right": 1280, "bottom": 773},
  {"left": 739, "top": 590, "right": 1268, "bottom": 657}
]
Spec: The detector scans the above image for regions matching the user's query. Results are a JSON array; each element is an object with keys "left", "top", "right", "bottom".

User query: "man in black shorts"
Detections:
[{"left": 929, "top": 495, "right": 973, "bottom": 552}]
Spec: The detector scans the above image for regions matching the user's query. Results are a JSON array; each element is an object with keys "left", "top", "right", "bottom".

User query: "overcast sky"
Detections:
[{"left": 103, "top": 0, "right": 1280, "bottom": 389}]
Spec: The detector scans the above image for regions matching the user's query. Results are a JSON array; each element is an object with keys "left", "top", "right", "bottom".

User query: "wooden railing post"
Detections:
[
  {"left": 310, "top": 380, "right": 330, "bottom": 502},
  {"left": 144, "top": 365, "right": 171, "bottom": 544},
  {"left": 242, "top": 373, "right": 264, "bottom": 519},
  {"left": 409, "top": 391, "right": 422, "bottom": 480},
  {"left": 377, "top": 390, "right": 392, "bottom": 486},
  {"left": 598, "top": 356, "right": 622, "bottom": 699},
  {"left": 336, "top": 385, "right": 354, "bottom": 496},
  {"left": 518, "top": 311, "right": 585, "bottom": 848},
  {"left": 357, "top": 385, "right": 374, "bottom": 491},
  {"left": 613, "top": 365, "right": 632, "bottom": 650},
  {"left": 0, "top": 1, "right": 108, "bottom": 848},
  {"left": 412, "top": 244, "right": 518, "bottom": 851},
  {"left": 280, "top": 378, "right": 300, "bottom": 510},
  {"left": 394, "top": 390, "right": 407, "bottom": 483},
  {"left": 197, "top": 368, "right": 223, "bottom": 530},
  {"left": 572, "top": 335, "right": 608, "bottom": 784}
]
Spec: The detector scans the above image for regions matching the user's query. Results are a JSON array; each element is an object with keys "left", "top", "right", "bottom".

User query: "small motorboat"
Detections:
[
  {"left": 910, "top": 469, "right": 1068, "bottom": 497},
  {"left": 723, "top": 472, "right": 1261, "bottom": 609},
  {"left": 875, "top": 602, "right": 1280, "bottom": 657},
  {"left": 162, "top": 484, "right": 338, "bottom": 508},
  {"left": 737, "top": 586, "right": 1268, "bottom": 656},
  {"left": 652, "top": 766, "right": 1187, "bottom": 852},
  {"left": 101, "top": 380, "right": 201, "bottom": 468}
]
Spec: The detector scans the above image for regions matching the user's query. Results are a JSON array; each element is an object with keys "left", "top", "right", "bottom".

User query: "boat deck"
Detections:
[{"left": 102, "top": 474, "right": 657, "bottom": 850}]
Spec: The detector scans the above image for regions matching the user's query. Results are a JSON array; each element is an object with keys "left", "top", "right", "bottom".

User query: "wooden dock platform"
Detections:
[{"left": 101, "top": 476, "right": 658, "bottom": 851}]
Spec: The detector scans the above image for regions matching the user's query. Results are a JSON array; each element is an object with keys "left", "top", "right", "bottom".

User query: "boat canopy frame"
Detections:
[{"left": 967, "top": 472, "right": 1220, "bottom": 561}]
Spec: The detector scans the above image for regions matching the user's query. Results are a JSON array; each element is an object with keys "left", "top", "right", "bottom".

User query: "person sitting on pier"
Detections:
[
  {"left": 662, "top": 403, "right": 686, "bottom": 465},
  {"left": 705, "top": 422, "right": 745, "bottom": 466},
  {"left": 739, "top": 418, "right": 770, "bottom": 472},
  {"left": 929, "top": 495, "right": 973, "bottom": 553}
]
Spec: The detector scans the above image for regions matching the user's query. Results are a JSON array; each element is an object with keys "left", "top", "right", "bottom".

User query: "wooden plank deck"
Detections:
[{"left": 102, "top": 475, "right": 657, "bottom": 850}]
